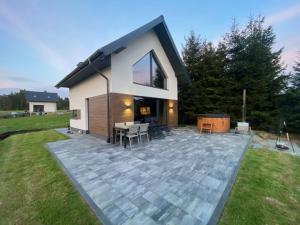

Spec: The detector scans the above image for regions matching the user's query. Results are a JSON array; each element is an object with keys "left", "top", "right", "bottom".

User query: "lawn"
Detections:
[
  {"left": 0, "top": 113, "right": 70, "bottom": 134},
  {"left": 0, "top": 130, "right": 101, "bottom": 225},
  {"left": 219, "top": 148, "right": 300, "bottom": 225}
]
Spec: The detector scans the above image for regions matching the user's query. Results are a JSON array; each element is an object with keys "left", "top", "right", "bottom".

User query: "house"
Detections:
[
  {"left": 26, "top": 91, "right": 58, "bottom": 113},
  {"left": 56, "top": 15, "right": 189, "bottom": 142}
]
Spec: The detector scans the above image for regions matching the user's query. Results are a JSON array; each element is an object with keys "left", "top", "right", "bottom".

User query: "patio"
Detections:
[{"left": 47, "top": 127, "right": 251, "bottom": 225}]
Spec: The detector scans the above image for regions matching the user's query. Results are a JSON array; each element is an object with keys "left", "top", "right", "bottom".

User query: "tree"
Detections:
[
  {"left": 178, "top": 16, "right": 288, "bottom": 131},
  {"left": 280, "top": 89, "right": 300, "bottom": 134},
  {"left": 0, "top": 90, "right": 27, "bottom": 110},
  {"left": 180, "top": 32, "right": 228, "bottom": 123},
  {"left": 57, "top": 97, "right": 69, "bottom": 110},
  {"left": 223, "top": 16, "right": 288, "bottom": 130},
  {"left": 280, "top": 53, "right": 300, "bottom": 134},
  {"left": 179, "top": 31, "right": 202, "bottom": 123},
  {"left": 291, "top": 52, "right": 300, "bottom": 88}
]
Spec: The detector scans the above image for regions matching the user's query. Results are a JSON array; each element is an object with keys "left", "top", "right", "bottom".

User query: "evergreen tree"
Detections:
[
  {"left": 57, "top": 97, "right": 69, "bottom": 110},
  {"left": 291, "top": 53, "right": 300, "bottom": 88},
  {"left": 280, "top": 89, "right": 300, "bottom": 134},
  {"left": 178, "top": 16, "right": 287, "bottom": 131},
  {"left": 179, "top": 31, "right": 203, "bottom": 123},
  {"left": 280, "top": 53, "right": 300, "bottom": 134},
  {"left": 180, "top": 32, "right": 228, "bottom": 123},
  {"left": 224, "top": 16, "right": 288, "bottom": 130}
]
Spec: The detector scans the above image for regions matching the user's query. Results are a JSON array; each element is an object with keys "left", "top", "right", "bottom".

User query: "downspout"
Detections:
[{"left": 87, "top": 58, "right": 111, "bottom": 143}]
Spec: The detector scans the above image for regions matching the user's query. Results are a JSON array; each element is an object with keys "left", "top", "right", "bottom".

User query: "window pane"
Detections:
[
  {"left": 151, "top": 55, "right": 165, "bottom": 89},
  {"left": 134, "top": 96, "right": 166, "bottom": 125},
  {"left": 133, "top": 53, "right": 151, "bottom": 86},
  {"left": 71, "top": 109, "right": 81, "bottom": 120}
]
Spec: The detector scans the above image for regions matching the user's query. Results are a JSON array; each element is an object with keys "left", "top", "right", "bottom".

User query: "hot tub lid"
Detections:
[{"left": 197, "top": 113, "right": 230, "bottom": 118}]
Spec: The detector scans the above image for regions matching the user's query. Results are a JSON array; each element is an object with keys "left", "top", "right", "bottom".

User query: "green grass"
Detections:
[
  {"left": 0, "top": 130, "right": 101, "bottom": 225},
  {"left": 219, "top": 149, "right": 300, "bottom": 225},
  {"left": 0, "top": 114, "right": 70, "bottom": 133}
]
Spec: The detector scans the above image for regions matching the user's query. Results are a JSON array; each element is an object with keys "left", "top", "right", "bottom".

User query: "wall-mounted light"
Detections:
[{"left": 124, "top": 99, "right": 132, "bottom": 109}]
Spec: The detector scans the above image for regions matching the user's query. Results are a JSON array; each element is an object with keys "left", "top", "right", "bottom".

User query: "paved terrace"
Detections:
[{"left": 47, "top": 128, "right": 251, "bottom": 225}]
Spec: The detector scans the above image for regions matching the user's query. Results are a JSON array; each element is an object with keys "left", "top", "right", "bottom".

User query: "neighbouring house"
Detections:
[
  {"left": 26, "top": 91, "right": 58, "bottom": 113},
  {"left": 56, "top": 15, "right": 189, "bottom": 141}
]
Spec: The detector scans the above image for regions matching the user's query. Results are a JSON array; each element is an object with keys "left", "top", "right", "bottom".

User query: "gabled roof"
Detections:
[
  {"left": 56, "top": 15, "right": 189, "bottom": 88},
  {"left": 25, "top": 91, "right": 59, "bottom": 102}
]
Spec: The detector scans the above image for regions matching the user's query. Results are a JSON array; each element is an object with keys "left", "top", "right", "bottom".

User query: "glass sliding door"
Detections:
[{"left": 134, "top": 96, "right": 167, "bottom": 126}]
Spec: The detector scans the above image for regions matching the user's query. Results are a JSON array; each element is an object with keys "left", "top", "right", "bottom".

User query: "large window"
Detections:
[
  {"left": 134, "top": 96, "right": 167, "bottom": 125},
  {"left": 133, "top": 51, "right": 166, "bottom": 89}
]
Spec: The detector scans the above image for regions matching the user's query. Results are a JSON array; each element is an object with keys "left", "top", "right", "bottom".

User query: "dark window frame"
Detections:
[
  {"left": 133, "top": 50, "right": 167, "bottom": 90},
  {"left": 71, "top": 109, "right": 81, "bottom": 120}
]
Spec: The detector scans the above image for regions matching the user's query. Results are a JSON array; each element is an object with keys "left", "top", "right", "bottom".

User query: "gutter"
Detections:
[{"left": 87, "top": 57, "right": 111, "bottom": 143}]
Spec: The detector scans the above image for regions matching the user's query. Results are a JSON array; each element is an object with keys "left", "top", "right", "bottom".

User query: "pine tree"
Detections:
[
  {"left": 178, "top": 16, "right": 287, "bottom": 131},
  {"left": 180, "top": 32, "right": 228, "bottom": 123},
  {"left": 224, "top": 16, "right": 288, "bottom": 130},
  {"left": 292, "top": 53, "right": 300, "bottom": 89},
  {"left": 281, "top": 53, "right": 300, "bottom": 134},
  {"left": 179, "top": 31, "right": 202, "bottom": 123}
]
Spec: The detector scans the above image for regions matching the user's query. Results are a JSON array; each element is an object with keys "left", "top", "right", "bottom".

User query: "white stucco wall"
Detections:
[
  {"left": 67, "top": 30, "right": 178, "bottom": 131},
  {"left": 29, "top": 102, "right": 57, "bottom": 112},
  {"left": 111, "top": 30, "right": 177, "bottom": 100},
  {"left": 69, "top": 68, "right": 111, "bottom": 131}
]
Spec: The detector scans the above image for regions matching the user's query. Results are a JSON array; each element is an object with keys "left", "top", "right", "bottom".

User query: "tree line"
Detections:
[
  {"left": 178, "top": 16, "right": 299, "bottom": 133},
  {"left": 0, "top": 90, "right": 69, "bottom": 111}
]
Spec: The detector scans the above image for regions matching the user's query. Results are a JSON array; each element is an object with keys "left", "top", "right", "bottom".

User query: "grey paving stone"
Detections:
[
  {"left": 114, "top": 197, "right": 139, "bottom": 218},
  {"left": 48, "top": 128, "right": 250, "bottom": 225}
]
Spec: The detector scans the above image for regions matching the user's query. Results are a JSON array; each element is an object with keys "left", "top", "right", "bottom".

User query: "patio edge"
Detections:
[
  {"left": 46, "top": 142, "right": 113, "bottom": 225},
  {"left": 208, "top": 134, "right": 253, "bottom": 225}
]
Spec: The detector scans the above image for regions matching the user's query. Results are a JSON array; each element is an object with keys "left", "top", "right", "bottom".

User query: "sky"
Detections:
[{"left": 0, "top": 0, "right": 299, "bottom": 98}]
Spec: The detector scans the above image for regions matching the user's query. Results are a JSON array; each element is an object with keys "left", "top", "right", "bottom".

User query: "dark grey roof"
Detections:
[
  {"left": 25, "top": 91, "right": 59, "bottom": 102},
  {"left": 56, "top": 15, "right": 189, "bottom": 88}
]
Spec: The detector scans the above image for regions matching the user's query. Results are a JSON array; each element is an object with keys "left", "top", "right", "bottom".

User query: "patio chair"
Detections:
[
  {"left": 125, "top": 124, "right": 140, "bottom": 149},
  {"left": 114, "top": 122, "right": 125, "bottom": 145},
  {"left": 125, "top": 121, "right": 134, "bottom": 126},
  {"left": 235, "top": 122, "right": 251, "bottom": 135},
  {"left": 138, "top": 123, "right": 149, "bottom": 143},
  {"left": 200, "top": 123, "right": 213, "bottom": 134}
]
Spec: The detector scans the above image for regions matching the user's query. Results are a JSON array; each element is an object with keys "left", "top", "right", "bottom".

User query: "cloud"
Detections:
[
  {"left": 266, "top": 3, "right": 300, "bottom": 25},
  {"left": 0, "top": 1, "right": 70, "bottom": 74},
  {"left": 0, "top": 68, "right": 34, "bottom": 83},
  {"left": 0, "top": 68, "right": 35, "bottom": 89}
]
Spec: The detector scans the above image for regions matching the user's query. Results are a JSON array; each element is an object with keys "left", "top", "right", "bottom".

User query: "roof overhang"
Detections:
[
  {"left": 56, "top": 15, "right": 190, "bottom": 88},
  {"left": 56, "top": 53, "right": 110, "bottom": 88}
]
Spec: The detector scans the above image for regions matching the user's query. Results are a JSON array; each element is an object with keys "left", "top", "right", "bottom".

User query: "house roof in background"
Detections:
[
  {"left": 25, "top": 91, "right": 59, "bottom": 102},
  {"left": 56, "top": 15, "right": 189, "bottom": 88}
]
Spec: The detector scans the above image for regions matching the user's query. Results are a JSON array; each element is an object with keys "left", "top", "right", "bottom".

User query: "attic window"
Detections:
[{"left": 133, "top": 51, "right": 166, "bottom": 89}]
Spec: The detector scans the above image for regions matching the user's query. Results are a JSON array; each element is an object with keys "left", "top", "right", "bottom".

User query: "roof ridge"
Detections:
[{"left": 56, "top": 15, "right": 189, "bottom": 88}]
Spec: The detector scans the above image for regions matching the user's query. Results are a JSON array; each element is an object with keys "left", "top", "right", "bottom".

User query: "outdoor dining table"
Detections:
[{"left": 113, "top": 124, "right": 131, "bottom": 148}]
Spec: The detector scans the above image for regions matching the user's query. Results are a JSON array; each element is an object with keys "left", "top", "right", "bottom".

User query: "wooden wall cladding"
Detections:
[
  {"left": 109, "top": 93, "right": 134, "bottom": 136},
  {"left": 167, "top": 100, "right": 178, "bottom": 127},
  {"left": 88, "top": 93, "right": 178, "bottom": 140},
  {"left": 88, "top": 95, "right": 108, "bottom": 137}
]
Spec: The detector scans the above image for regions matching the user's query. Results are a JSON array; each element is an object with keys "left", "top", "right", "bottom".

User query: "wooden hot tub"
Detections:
[{"left": 197, "top": 114, "right": 230, "bottom": 133}]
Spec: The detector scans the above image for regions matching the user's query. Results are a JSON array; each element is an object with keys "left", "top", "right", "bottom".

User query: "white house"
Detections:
[
  {"left": 26, "top": 91, "right": 58, "bottom": 113},
  {"left": 56, "top": 15, "right": 189, "bottom": 141}
]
